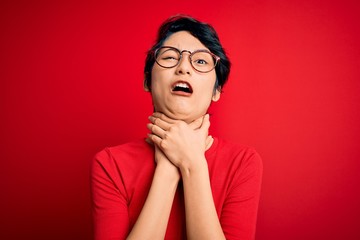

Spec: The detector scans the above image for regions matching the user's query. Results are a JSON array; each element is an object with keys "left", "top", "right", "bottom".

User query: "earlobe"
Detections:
[
  {"left": 144, "top": 76, "right": 151, "bottom": 92},
  {"left": 212, "top": 89, "right": 221, "bottom": 102},
  {"left": 144, "top": 83, "right": 150, "bottom": 92}
]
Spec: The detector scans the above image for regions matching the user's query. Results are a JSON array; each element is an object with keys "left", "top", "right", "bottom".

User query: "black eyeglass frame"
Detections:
[{"left": 154, "top": 46, "right": 221, "bottom": 73}]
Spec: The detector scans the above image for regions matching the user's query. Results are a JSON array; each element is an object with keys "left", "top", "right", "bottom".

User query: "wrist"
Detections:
[
  {"left": 179, "top": 155, "right": 208, "bottom": 178},
  {"left": 155, "top": 162, "right": 181, "bottom": 182}
]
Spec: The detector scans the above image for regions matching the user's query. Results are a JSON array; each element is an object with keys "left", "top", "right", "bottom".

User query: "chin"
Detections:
[
  {"left": 172, "top": 112, "right": 203, "bottom": 124},
  {"left": 154, "top": 105, "right": 204, "bottom": 123},
  {"left": 159, "top": 110, "right": 193, "bottom": 122},
  {"left": 168, "top": 111, "right": 190, "bottom": 120}
]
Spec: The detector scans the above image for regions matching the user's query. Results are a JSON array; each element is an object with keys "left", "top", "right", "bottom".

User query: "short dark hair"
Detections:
[{"left": 144, "top": 15, "right": 231, "bottom": 92}]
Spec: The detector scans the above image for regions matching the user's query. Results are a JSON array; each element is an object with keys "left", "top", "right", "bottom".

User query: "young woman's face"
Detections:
[{"left": 150, "top": 31, "right": 220, "bottom": 123}]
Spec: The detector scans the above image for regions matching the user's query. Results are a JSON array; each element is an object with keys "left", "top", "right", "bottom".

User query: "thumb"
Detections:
[
  {"left": 189, "top": 115, "right": 204, "bottom": 130},
  {"left": 205, "top": 135, "right": 214, "bottom": 150},
  {"left": 199, "top": 114, "right": 211, "bottom": 134}
]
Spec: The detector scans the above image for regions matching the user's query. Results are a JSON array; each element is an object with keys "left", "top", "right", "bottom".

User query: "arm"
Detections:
[
  {"left": 127, "top": 145, "right": 180, "bottom": 240},
  {"left": 180, "top": 155, "right": 225, "bottom": 240},
  {"left": 91, "top": 149, "right": 130, "bottom": 239},
  {"left": 220, "top": 151, "right": 263, "bottom": 239},
  {"left": 148, "top": 113, "right": 226, "bottom": 239},
  {"left": 91, "top": 146, "right": 180, "bottom": 240}
]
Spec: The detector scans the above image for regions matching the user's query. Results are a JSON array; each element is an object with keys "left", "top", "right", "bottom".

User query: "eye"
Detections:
[
  {"left": 159, "top": 49, "right": 179, "bottom": 61},
  {"left": 162, "top": 56, "right": 178, "bottom": 61},
  {"left": 192, "top": 51, "right": 213, "bottom": 66},
  {"left": 194, "top": 59, "right": 208, "bottom": 65}
]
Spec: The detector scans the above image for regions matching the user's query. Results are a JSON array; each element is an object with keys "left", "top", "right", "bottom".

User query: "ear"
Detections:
[
  {"left": 144, "top": 74, "right": 151, "bottom": 92},
  {"left": 144, "top": 83, "right": 150, "bottom": 92},
  {"left": 212, "top": 88, "right": 221, "bottom": 102}
]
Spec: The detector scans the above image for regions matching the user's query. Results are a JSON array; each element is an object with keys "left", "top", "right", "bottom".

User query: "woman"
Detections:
[{"left": 91, "top": 15, "right": 263, "bottom": 240}]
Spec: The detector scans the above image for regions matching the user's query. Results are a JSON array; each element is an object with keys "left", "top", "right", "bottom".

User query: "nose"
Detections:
[{"left": 176, "top": 50, "right": 192, "bottom": 75}]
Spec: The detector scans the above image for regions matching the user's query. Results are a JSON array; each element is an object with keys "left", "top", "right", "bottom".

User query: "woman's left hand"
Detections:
[{"left": 147, "top": 112, "right": 212, "bottom": 171}]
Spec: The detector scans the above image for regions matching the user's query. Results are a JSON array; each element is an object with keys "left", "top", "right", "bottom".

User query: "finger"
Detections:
[
  {"left": 188, "top": 116, "right": 204, "bottom": 130},
  {"left": 199, "top": 114, "right": 211, "bottom": 133},
  {"left": 147, "top": 123, "right": 166, "bottom": 139},
  {"left": 206, "top": 135, "right": 213, "bottom": 145},
  {"left": 205, "top": 135, "right": 214, "bottom": 150},
  {"left": 149, "top": 115, "right": 172, "bottom": 131},
  {"left": 199, "top": 114, "right": 210, "bottom": 136},
  {"left": 145, "top": 137, "right": 153, "bottom": 146},
  {"left": 148, "top": 133, "right": 163, "bottom": 148}
]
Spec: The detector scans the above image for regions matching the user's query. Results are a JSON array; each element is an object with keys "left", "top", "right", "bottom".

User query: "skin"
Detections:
[
  {"left": 150, "top": 31, "right": 221, "bottom": 123},
  {"left": 127, "top": 31, "right": 225, "bottom": 240}
]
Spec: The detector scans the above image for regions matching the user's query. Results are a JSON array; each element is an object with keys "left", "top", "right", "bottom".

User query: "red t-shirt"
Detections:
[{"left": 91, "top": 137, "right": 262, "bottom": 240}]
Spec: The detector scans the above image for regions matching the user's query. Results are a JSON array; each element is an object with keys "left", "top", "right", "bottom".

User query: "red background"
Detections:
[{"left": 1, "top": 0, "right": 360, "bottom": 239}]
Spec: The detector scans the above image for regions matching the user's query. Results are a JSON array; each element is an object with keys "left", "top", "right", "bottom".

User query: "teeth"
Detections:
[{"left": 174, "top": 83, "right": 189, "bottom": 89}]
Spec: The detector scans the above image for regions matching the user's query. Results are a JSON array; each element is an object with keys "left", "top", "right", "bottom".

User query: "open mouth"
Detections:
[{"left": 171, "top": 81, "right": 193, "bottom": 94}]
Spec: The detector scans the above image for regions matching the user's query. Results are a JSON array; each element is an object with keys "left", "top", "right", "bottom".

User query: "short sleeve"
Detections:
[
  {"left": 220, "top": 150, "right": 263, "bottom": 240},
  {"left": 91, "top": 149, "right": 129, "bottom": 240}
]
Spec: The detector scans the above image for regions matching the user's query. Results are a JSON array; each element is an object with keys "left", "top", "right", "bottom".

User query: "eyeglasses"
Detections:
[{"left": 154, "top": 46, "right": 220, "bottom": 73}]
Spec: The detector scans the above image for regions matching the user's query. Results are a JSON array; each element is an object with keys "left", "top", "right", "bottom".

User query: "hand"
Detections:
[{"left": 147, "top": 113, "right": 212, "bottom": 170}]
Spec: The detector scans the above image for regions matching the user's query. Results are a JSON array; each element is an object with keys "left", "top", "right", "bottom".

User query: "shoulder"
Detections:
[
  {"left": 94, "top": 138, "right": 151, "bottom": 158},
  {"left": 91, "top": 139, "right": 155, "bottom": 189},
  {"left": 208, "top": 137, "right": 263, "bottom": 177},
  {"left": 92, "top": 138, "right": 154, "bottom": 169},
  {"left": 212, "top": 138, "right": 262, "bottom": 163}
]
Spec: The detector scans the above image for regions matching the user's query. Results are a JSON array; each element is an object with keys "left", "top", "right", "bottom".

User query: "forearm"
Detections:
[
  {"left": 180, "top": 158, "right": 226, "bottom": 240},
  {"left": 127, "top": 164, "right": 179, "bottom": 240}
]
